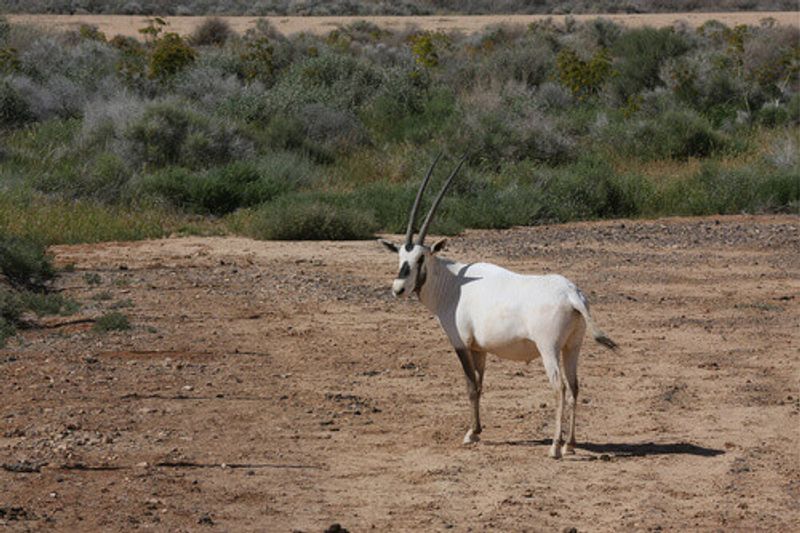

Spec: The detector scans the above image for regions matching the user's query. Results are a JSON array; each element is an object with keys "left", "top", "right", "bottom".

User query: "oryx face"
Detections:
[
  {"left": 379, "top": 153, "right": 463, "bottom": 299},
  {"left": 381, "top": 242, "right": 428, "bottom": 298}
]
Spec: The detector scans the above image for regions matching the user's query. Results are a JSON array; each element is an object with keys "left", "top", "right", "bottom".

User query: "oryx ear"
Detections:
[
  {"left": 378, "top": 239, "right": 399, "bottom": 253},
  {"left": 431, "top": 238, "right": 447, "bottom": 254}
]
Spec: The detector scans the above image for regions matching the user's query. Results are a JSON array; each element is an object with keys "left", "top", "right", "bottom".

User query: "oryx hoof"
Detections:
[
  {"left": 462, "top": 429, "right": 480, "bottom": 445},
  {"left": 548, "top": 442, "right": 563, "bottom": 459},
  {"left": 561, "top": 442, "right": 575, "bottom": 456}
]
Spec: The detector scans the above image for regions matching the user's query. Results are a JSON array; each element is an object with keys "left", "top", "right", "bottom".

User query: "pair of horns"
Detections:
[{"left": 405, "top": 153, "right": 466, "bottom": 248}]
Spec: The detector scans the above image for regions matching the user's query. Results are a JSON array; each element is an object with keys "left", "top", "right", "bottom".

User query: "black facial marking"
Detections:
[
  {"left": 404, "top": 243, "right": 414, "bottom": 252},
  {"left": 398, "top": 261, "right": 410, "bottom": 278}
]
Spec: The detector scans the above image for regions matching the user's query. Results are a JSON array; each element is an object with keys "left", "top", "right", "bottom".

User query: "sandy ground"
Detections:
[
  {"left": 6, "top": 12, "right": 799, "bottom": 39},
  {"left": 1, "top": 214, "right": 799, "bottom": 531}
]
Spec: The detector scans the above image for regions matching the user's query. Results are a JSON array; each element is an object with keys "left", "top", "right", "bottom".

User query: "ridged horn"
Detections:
[
  {"left": 404, "top": 152, "right": 442, "bottom": 248},
  {"left": 416, "top": 156, "right": 466, "bottom": 245}
]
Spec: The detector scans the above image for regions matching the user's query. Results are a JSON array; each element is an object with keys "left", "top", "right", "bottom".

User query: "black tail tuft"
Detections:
[{"left": 594, "top": 332, "right": 618, "bottom": 351}]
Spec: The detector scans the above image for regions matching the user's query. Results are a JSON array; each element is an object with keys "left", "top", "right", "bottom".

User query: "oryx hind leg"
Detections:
[
  {"left": 456, "top": 348, "right": 483, "bottom": 445},
  {"left": 560, "top": 332, "right": 583, "bottom": 456},
  {"left": 540, "top": 344, "right": 565, "bottom": 459}
]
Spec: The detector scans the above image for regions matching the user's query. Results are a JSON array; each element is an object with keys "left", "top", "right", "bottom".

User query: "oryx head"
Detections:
[{"left": 380, "top": 153, "right": 465, "bottom": 298}]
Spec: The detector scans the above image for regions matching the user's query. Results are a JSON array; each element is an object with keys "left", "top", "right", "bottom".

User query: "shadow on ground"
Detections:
[
  {"left": 577, "top": 441, "right": 725, "bottom": 457},
  {"left": 484, "top": 439, "right": 724, "bottom": 458}
]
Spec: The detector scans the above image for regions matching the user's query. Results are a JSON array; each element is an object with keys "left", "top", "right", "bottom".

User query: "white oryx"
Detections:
[{"left": 380, "top": 154, "right": 617, "bottom": 458}]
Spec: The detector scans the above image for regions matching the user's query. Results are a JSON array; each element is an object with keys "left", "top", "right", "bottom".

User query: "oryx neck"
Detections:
[{"left": 417, "top": 255, "right": 464, "bottom": 315}]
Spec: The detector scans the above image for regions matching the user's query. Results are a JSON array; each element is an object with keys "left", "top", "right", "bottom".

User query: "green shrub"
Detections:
[
  {"left": 0, "top": 233, "right": 54, "bottom": 289},
  {"left": 757, "top": 102, "right": 790, "bottom": 127},
  {"left": 122, "top": 99, "right": 255, "bottom": 170},
  {"left": 246, "top": 198, "right": 377, "bottom": 240},
  {"left": 0, "top": 191, "right": 169, "bottom": 245},
  {"left": 149, "top": 33, "right": 196, "bottom": 79},
  {"left": 408, "top": 31, "right": 450, "bottom": 68},
  {"left": 609, "top": 27, "right": 692, "bottom": 103},
  {"left": 448, "top": 90, "right": 575, "bottom": 166},
  {"left": 0, "top": 47, "right": 20, "bottom": 74},
  {"left": 110, "top": 35, "right": 147, "bottom": 86},
  {"left": 93, "top": 311, "right": 130, "bottom": 332},
  {"left": 0, "top": 288, "right": 22, "bottom": 324},
  {"left": 362, "top": 71, "right": 455, "bottom": 143},
  {"left": 596, "top": 108, "right": 725, "bottom": 160},
  {"left": 19, "top": 290, "right": 78, "bottom": 316},
  {"left": 191, "top": 18, "right": 233, "bottom": 47},
  {"left": 136, "top": 153, "right": 315, "bottom": 215},
  {"left": 555, "top": 48, "right": 613, "bottom": 99},
  {"left": 0, "top": 78, "right": 34, "bottom": 127},
  {"left": 538, "top": 157, "right": 645, "bottom": 222},
  {"left": 0, "top": 316, "right": 14, "bottom": 347},
  {"left": 264, "top": 53, "right": 384, "bottom": 114}
]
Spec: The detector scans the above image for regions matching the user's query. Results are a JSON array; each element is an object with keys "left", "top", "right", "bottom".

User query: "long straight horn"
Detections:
[
  {"left": 405, "top": 152, "right": 442, "bottom": 248},
  {"left": 416, "top": 156, "right": 466, "bottom": 245}
]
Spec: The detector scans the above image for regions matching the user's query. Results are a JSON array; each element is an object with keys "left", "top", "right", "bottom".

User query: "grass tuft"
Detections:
[{"left": 93, "top": 311, "right": 131, "bottom": 332}]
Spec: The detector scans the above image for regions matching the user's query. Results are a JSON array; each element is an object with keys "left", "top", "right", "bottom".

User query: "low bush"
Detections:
[
  {"left": 609, "top": 27, "right": 692, "bottom": 104},
  {"left": 656, "top": 163, "right": 800, "bottom": 216},
  {"left": 18, "top": 290, "right": 78, "bottom": 317},
  {"left": 448, "top": 88, "right": 575, "bottom": 166},
  {"left": 0, "top": 232, "right": 53, "bottom": 289},
  {"left": 0, "top": 190, "right": 170, "bottom": 245},
  {"left": 93, "top": 311, "right": 130, "bottom": 332},
  {"left": 0, "top": 78, "right": 33, "bottom": 127},
  {"left": 0, "top": 315, "right": 14, "bottom": 346},
  {"left": 595, "top": 108, "right": 725, "bottom": 160},
  {"left": 361, "top": 69, "right": 455, "bottom": 143},
  {"left": 190, "top": 18, "right": 233, "bottom": 47},
  {"left": 134, "top": 151, "right": 317, "bottom": 215},
  {"left": 0, "top": 233, "right": 78, "bottom": 347},
  {"left": 148, "top": 33, "right": 196, "bottom": 79},
  {"left": 245, "top": 197, "right": 378, "bottom": 240},
  {"left": 537, "top": 157, "right": 645, "bottom": 222},
  {"left": 263, "top": 53, "right": 384, "bottom": 114},
  {"left": 116, "top": 99, "right": 255, "bottom": 170}
]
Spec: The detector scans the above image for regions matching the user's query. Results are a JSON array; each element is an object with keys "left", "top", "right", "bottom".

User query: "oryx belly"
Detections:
[{"left": 484, "top": 339, "right": 541, "bottom": 362}]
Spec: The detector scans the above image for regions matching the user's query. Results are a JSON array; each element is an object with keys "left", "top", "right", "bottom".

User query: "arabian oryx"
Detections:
[{"left": 380, "top": 154, "right": 617, "bottom": 459}]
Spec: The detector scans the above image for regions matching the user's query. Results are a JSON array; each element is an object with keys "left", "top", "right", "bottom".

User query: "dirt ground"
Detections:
[
  {"left": 1, "top": 214, "right": 799, "bottom": 531},
  {"left": 7, "top": 12, "right": 799, "bottom": 39}
]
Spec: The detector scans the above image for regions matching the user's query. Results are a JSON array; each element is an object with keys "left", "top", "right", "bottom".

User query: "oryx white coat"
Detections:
[{"left": 381, "top": 155, "right": 616, "bottom": 458}]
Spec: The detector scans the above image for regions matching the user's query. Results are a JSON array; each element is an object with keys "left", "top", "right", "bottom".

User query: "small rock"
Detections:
[
  {"left": 563, "top": 528, "right": 578, "bottom": 533},
  {"left": 198, "top": 514, "right": 214, "bottom": 525},
  {"left": 599, "top": 454, "right": 611, "bottom": 462},
  {"left": 325, "top": 524, "right": 349, "bottom": 533}
]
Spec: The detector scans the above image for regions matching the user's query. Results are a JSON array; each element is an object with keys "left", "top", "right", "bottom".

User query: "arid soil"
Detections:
[
  {"left": 1, "top": 215, "right": 799, "bottom": 532},
  {"left": 7, "top": 12, "right": 799, "bottom": 39}
]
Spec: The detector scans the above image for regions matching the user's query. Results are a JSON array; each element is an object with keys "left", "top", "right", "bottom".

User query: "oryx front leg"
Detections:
[{"left": 456, "top": 348, "right": 482, "bottom": 445}]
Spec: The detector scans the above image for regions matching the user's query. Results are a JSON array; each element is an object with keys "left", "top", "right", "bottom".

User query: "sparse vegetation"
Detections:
[
  {"left": 93, "top": 311, "right": 131, "bottom": 332},
  {"left": 0, "top": 233, "right": 78, "bottom": 346},
  {"left": 0, "top": 1, "right": 793, "bottom": 16},
  {"left": 0, "top": 15, "right": 797, "bottom": 245}
]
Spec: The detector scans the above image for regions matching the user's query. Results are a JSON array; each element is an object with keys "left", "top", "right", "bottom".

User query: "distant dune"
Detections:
[{"left": 7, "top": 12, "right": 799, "bottom": 39}]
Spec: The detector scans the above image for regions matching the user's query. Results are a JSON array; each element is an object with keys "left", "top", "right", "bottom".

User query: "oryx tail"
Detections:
[{"left": 568, "top": 289, "right": 618, "bottom": 351}]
